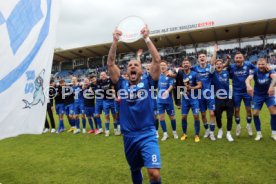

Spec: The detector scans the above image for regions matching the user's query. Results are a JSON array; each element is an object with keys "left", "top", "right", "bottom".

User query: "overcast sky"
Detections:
[{"left": 55, "top": 0, "right": 276, "bottom": 49}]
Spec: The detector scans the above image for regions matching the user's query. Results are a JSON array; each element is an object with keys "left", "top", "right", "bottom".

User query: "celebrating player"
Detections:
[
  {"left": 211, "top": 58, "right": 234, "bottom": 141},
  {"left": 82, "top": 77, "right": 97, "bottom": 133},
  {"left": 107, "top": 25, "right": 162, "bottom": 184},
  {"left": 191, "top": 48, "right": 217, "bottom": 141},
  {"left": 71, "top": 76, "right": 86, "bottom": 134},
  {"left": 157, "top": 61, "right": 178, "bottom": 141},
  {"left": 178, "top": 59, "right": 202, "bottom": 142},
  {"left": 245, "top": 58, "right": 276, "bottom": 141},
  {"left": 228, "top": 52, "right": 255, "bottom": 137}
]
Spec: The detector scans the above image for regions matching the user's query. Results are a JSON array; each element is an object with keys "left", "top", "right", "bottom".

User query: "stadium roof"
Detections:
[{"left": 53, "top": 18, "right": 276, "bottom": 63}]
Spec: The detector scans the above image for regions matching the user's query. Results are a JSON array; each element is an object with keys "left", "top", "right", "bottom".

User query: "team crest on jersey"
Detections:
[
  {"left": 206, "top": 68, "right": 210, "bottom": 72},
  {"left": 189, "top": 75, "right": 192, "bottom": 79},
  {"left": 137, "top": 82, "right": 144, "bottom": 88},
  {"left": 266, "top": 73, "right": 269, "bottom": 77},
  {"left": 243, "top": 66, "right": 247, "bottom": 70},
  {"left": 223, "top": 73, "right": 227, "bottom": 77}
]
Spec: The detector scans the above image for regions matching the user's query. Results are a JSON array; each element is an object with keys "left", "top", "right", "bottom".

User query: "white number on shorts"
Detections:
[{"left": 152, "top": 154, "right": 157, "bottom": 163}]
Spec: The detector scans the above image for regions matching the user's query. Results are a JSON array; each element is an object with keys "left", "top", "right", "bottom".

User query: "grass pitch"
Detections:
[{"left": 0, "top": 105, "right": 275, "bottom": 184}]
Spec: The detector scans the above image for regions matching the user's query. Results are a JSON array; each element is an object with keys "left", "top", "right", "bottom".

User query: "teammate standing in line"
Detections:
[
  {"left": 246, "top": 58, "right": 276, "bottom": 141},
  {"left": 71, "top": 76, "right": 86, "bottom": 134},
  {"left": 211, "top": 58, "right": 234, "bottom": 141},
  {"left": 157, "top": 61, "right": 178, "bottom": 141},
  {"left": 178, "top": 59, "right": 202, "bottom": 142},
  {"left": 228, "top": 52, "right": 255, "bottom": 137},
  {"left": 191, "top": 48, "right": 217, "bottom": 141}
]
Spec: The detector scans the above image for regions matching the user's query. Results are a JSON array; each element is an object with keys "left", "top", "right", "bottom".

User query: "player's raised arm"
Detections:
[
  {"left": 107, "top": 28, "right": 121, "bottom": 84},
  {"left": 210, "top": 44, "right": 219, "bottom": 66},
  {"left": 141, "top": 25, "right": 161, "bottom": 81}
]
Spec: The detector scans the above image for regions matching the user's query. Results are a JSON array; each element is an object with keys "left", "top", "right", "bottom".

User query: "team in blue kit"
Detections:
[{"left": 45, "top": 26, "right": 276, "bottom": 184}]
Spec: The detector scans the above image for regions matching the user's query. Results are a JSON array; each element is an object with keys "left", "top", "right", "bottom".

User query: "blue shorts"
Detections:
[
  {"left": 199, "top": 97, "right": 215, "bottom": 112},
  {"left": 233, "top": 92, "right": 252, "bottom": 108},
  {"left": 252, "top": 95, "right": 276, "bottom": 110},
  {"left": 124, "top": 129, "right": 161, "bottom": 170},
  {"left": 74, "top": 102, "right": 85, "bottom": 115},
  {"left": 157, "top": 102, "right": 175, "bottom": 116},
  {"left": 182, "top": 98, "right": 199, "bottom": 115},
  {"left": 64, "top": 104, "right": 74, "bottom": 115},
  {"left": 103, "top": 99, "right": 116, "bottom": 116},
  {"left": 95, "top": 100, "right": 103, "bottom": 115},
  {"left": 55, "top": 104, "right": 64, "bottom": 115},
  {"left": 84, "top": 106, "right": 95, "bottom": 117}
]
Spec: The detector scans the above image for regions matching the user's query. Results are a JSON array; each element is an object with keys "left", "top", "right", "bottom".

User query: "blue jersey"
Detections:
[
  {"left": 191, "top": 64, "right": 213, "bottom": 90},
  {"left": 211, "top": 70, "right": 231, "bottom": 98},
  {"left": 72, "top": 84, "right": 84, "bottom": 103},
  {"left": 178, "top": 70, "right": 199, "bottom": 98},
  {"left": 228, "top": 62, "right": 256, "bottom": 94},
  {"left": 116, "top": 75, "right": 155, "bottom": 134},
  {"left": 253, "top": 69, "right": 275, "bottom": 96},
  {"left": 143, "top": 72, "right": 158, "bottom": 110},
  {"left": 157, "top": 73, "right": 174, "bottom": 104}
]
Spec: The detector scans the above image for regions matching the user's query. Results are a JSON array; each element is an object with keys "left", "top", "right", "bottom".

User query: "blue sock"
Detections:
[
  {"left": 182, "top": 119, "right": 187, "bottom": 134},
  {"left": 247, "top": 117, "right": 252, "bottom": 124},
  {"left": 210, "top": 123, "right": 215, "bottom": 132},
  {"left": 76, "top": 119, "right": 80, "bottom": 129},
  {"left": 82, "top": 118, "right": 86, "bottom": 129},
  {"left": 88, "top": 118, "right": 94, "bottom": 130},
  {"left": 253, "top": 116, "right": 261, "bottom": 131},
  {"left": 194, "top": 120, "right": 200, "bottom": 135},
  {"left": 105, "top": 122, "right": 110, "bottom": 131},
  {"left": 93, "top": 118, "right": 98, "bottom": 129},
  {"left": 235, "top": 117, "right": 240, "bottom": 125},
  {"left": 155, "top": 119, "right": 159, "bottom": 130},
  {"left": 131, "top": 169, "right": 142, "bottom": 184},
  {"left": 71, "top": 119, "right": 75, "bottom": 127},
  {"left": 58, "top": 119, "right": 64, "bottom": 130},
  {"left": 171, "top": 119, "right": 176, "bottom": 131},
  {"left": 114, "top": 121, "right": 118, "bottom": 129},
  {"left": 150, "top": 177, "right": 161, "bottom": 184},
  {"left": 160, "top": 120, "right": 167, "bottom": 132},
  {"left": 96, "top": 117, "right": 102, "bottom": 129},
  {"left": 68, "top": 119, "right": 73, "bottom": 127},
  {"left": 270, "top": 115, "right": 276, "bottom": 131},
  {"left": 204, "top": 122, "right": 209, "bottom": 130}
]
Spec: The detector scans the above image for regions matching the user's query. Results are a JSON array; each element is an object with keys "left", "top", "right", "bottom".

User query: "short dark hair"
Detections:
[
  {"left": 59, "top": 79, "right": 65, "bottom": 84},
  {"left": 50, "top": 79, "right": 54, "bottom": 84},
  {"left": 197, "top": 50, "right": 206, "bottom": 57},
  {"left": 89, "top": 75, "right": 96, "bottom": 79},
  {"left": 182, "top": 58, "right": 190, "bottom": 63},
  {"left": 234, "top": 51, "right": 243, "bottom": 57}
]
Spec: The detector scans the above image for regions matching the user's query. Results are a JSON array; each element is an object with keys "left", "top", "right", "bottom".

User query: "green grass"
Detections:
[{"left": 0, "top": 105, "right": 276, "bottom": 184}]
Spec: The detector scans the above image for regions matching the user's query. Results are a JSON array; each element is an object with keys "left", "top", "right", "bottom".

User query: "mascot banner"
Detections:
[{"left": 0, "top": 0, "right": 60, "bottom": 140}]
